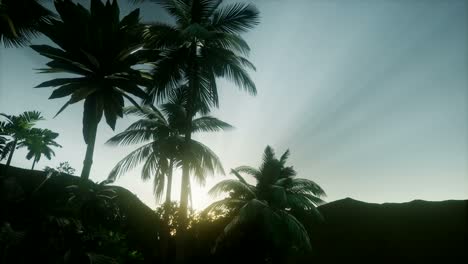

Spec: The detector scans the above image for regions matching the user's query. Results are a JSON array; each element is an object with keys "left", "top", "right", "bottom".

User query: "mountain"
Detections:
[{"left": 312, "top": 197, "right": 468, "bottom": 263}]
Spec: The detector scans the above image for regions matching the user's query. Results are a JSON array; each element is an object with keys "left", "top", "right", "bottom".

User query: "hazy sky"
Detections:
[{"left": 1, "top": 0, "right": 467, "bottom": 209}]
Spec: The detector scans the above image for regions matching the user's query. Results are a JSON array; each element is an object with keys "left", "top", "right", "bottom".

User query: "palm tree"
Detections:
[
  {"left": 0, "top": 111, "right": 44, "bottom": 168},
  {"left": 0, "top": 0, "right": 53, "bottom": 47},
  {"left": 205, "top": 146, "right": 326, "bottom": 256},
  {"left": 106, "top": 99, "right": 231, "bottom": 262},
  {"left": 31, "top": 0, "right": 157, "bottom": 180},
  {"left": 143, "top": 0, "right": 260, "bottom": 248},
  {"left": 106, "top": 100, "right": 231, "bottom": 205},
  {"left": 17, "top": 128, "right": 62, "bottom": 170}
]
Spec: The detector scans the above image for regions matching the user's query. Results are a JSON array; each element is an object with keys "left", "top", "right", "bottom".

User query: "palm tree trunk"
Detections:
[
  {"left": 31, "top": 158, "right": 37, "bottom": 170},
  {"left": 176, "top": 43, "right": 198, "bottom": 264},
  {"left": 176, "top": 132, "right": 192, "bottom": 263},
  {"left": 188, "top": 177, "right": 193, "bottom": 209},
  {"left": 5, "top": 138, "right": 17, "bottom": 168},
  {"left": 179, "top": 128, "right": 193, "bottom": 228},
  {"left": 165, "top": 159, "right": 174, "bottom": 205},
  {"left": 161, "top": 159, "right": 174, "bottom": 263},
  {"left": 80, "top": 120, "right": 98, "bottom": 180}
]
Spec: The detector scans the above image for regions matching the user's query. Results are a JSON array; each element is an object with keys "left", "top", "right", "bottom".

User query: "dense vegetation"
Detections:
[
  {"left": 0, "top": 0, "right": 326, "bottom": 263},
  {"left": 3, "top": 1, "right": 466, "bottom": 264}
]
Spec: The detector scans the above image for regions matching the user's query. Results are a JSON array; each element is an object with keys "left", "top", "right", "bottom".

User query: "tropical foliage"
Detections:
[
  {"left": 0, "top": 111, "right": 44, "bottom": 167},
  {"left": 206, "top": 146, "right": 326, "bottom": 257},
  {"left": 17, "top": 128, "right": 62, "bottom": 170},
  {"left": 142, "top": 0, "right": 260, "bottom": 249},
  {"left": 106, "top": 102, "right": 230, "bottom": 204},
  {"left": 31, "top": 0, "right": 155, "bottom": 179},
  {"left": 0, "top": 0, "right": 53, "bottom": 47},
  {"left": 44, "top": 161, "right": 76, "bottom": 175},
  {"left": 0, "top": 0, "right": 336, "bottom": 263}
]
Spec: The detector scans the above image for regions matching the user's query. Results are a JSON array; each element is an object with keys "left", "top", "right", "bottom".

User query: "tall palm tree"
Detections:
[
  {"left": 17, "top": 128, "right": 62, "bottom": 170},
  {"left": 0, "top": 0, "right": 53, "bottom": 47},
  {"left": 106, "top": 99, "right": 231, "bottom": 262},
  {"left": 143, "top": 1, "right": 260, "bottom": 248},
  {"left": 205, "top": 146, "right": 326, "bottom": 256},
  {"left": 31, "top": 0, "right": 157, "bottom": 179},
  {"left": 0, "top": 111, "right": 44, "bottom": 168}
]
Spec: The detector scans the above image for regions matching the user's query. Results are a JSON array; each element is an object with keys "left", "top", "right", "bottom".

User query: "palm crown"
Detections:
[
  {"left": 17, "top": 128, "right": 62, "bottom": 170},
  {"left": 106, "top": 99, "right": 232, "bottom": 202},
  {"left": 144, "top": 0, "right": 260, "bottom": 113},
  {"left": 206, "top": 146, "right": 326, "bottom": 253},
  {"left": 0, "top": 111, "right": 44, "bottom": 166},
  {"left": 31, "top": 0, "right": 156, "bottom": 179},
  {"left": 142, "top": 1, "right": 260, "bottom": 247}
]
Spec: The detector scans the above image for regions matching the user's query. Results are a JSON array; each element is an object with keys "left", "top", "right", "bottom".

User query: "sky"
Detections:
[{"left": 1, "top": 0, "right": 467, "bottom": 210}]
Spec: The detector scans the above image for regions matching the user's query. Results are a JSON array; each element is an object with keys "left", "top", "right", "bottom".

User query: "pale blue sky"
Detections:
[{"left": 1, "top": 0, "right": 467, "bottom": 209}]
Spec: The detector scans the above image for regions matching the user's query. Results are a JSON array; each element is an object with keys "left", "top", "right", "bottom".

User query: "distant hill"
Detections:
[{"left": 313, "top": 197, "right": 468, "bottom": 263}]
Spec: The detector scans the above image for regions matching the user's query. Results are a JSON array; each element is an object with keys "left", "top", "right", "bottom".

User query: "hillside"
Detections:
[
  {"left": 1, "top": 164, "right": 467, "bottom": 263},
  {"left": 313, "top": 197, "right": 468, "bottom": 262}
]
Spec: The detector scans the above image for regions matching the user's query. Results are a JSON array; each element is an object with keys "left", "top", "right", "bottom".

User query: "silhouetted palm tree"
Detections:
[
  {"left": 0, "top": 111, "right": 44, "bottom": 168},
  {"left": 106, "top": 100, "right": 231, "bottom": 205},
  {"left": 0, "top": 0, "right": 53, "bottom": 47},
  {"left": 18, "top": 128, "right": 62, "bottom": 170},
  {"left": 107, "top": 98, "right": 230, "bottom": 262},
  {"left": 32, "top": 0, "right": 156, "bottom": 179},
  {"left": 143, "top": 1, "right": 259, "bottom": 250},
  {"left": 205, "top": 146, "right": 326, "bottom": 254}
]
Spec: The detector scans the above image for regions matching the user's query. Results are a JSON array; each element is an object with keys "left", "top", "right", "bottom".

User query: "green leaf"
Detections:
[
  {"left": 49, "top": 83, "right": 81, "bottom": 99},
  {"left": 35, "top": 77, "right": 87, "bottom": 88},
  {"left": 54, "top": 101, "right": 72, "bottom": 118},
  {"left": 107, "top": 142, "right": 154, "bottom": 181},
  {"left": 70, "top": 86, "right": 98, "bottom": 103},
  {"left": 191, "top": 116, "right": 233, "bottom": 133},
  {"left": 211, "top": 3, "right": 260, "bottom": 34}
]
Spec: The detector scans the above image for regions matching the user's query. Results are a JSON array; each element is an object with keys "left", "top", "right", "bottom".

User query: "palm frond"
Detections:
[
  {"left": 279, "top": 149, "right": 290, "bottom": 165},
  {"left": 124, "top": 105, "right": 167, "bottom": 123},
  {"left": 272, "top": 210, "right": 312, "bottom": 252},
  {"left": 107, "top": 142, "right": 154, "bottom": 181},
  {"left": 146, "top": 154, "right": 166, "bottom": 202},
  {"left": 154, "top": 0, "right": 191, "bottom": 27},
  {"left": 210, "top": 3, "right": 260, "bottom": 34},
  {"left": 207, "top": 32, "right": 251, "bottom": 56},
  {"left": 192, "top": 116, "right": 233, "bottom": 133},
  {"left": 141, "top": 150, "right": 162, "bottom": 181},
  {"left": 208, "top": 179, "right": 255, "bottom": 198},
  {"left": 0, "top": 139, "right": 14, "bottom": 161},
  {"left": 124, "top": 119, "right": 163, "bottom": 131},
  {"left": 203, "top": 197, "right": 246, "bottom": 214},
  {"left": 187, "top": 139, "right": 225, "bottom": 184},
  {"left": 143, "top": 22, "right": 181, "bottom": 49},
  {"left": 233, "top": 166, "right": 259, "bottom": 177},
  {"left": 201, "top": 47, "right": 256, "bottom": 95},
  {"left": 192, "top": 0, "right": 222, "bottom": 22},
  {"left": 288, "top": 178, "right": 326, "bottom": 198},
  {"left": 148, "top": 47, "right": 189, "bottom": 103},
  {"left": 286, "top": 192, "right": 324, "bottom": 209},
  {"left": 262, "top": 145, "right": 276, "bottom": 163},
  {"left": 280, "top": 166, "right": 297, "bottom": 178},
  {"left": 105, "top": 129, "right": 155, "bottom": 146}
]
